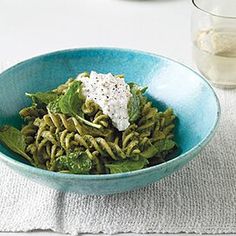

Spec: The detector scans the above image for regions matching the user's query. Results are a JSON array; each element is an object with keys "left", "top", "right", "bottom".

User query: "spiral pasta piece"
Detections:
[
  {"left": 92, "top": 111, "right": 110, "bottom": 128},
  {"left": 121, "top": 124, "right": 141, "bottom": 157},
  {"left": 82, "top": 99, "right": 99, "bottom": 116},
  {"left": 52, "top": 78, "right": 74, "bottom": 95},
  {"left": 73, "top": 135, "right": 125, "bottom": 160},
  {"left": 21, "top": 122, "right": 38, "bottom": 144},
  {"left": 137, "top": 102, "right": 158, "bottom": 137},
  {"left": 19, "top": 106, "right": 46, "bottom": 121},
  {"left": 152, "top": 108, "right": 176, "bottom": 141}
]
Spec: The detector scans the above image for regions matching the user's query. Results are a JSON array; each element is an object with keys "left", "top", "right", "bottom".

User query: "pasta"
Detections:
[{"left": 0, "top": 71, "right": 177, "bottom": 174}]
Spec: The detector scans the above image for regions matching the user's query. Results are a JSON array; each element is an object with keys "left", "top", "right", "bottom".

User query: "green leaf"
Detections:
[
  {"left": 141, "top": 139, "right": 176, "bottom": 159},
  {"left": 56, "top": 151, "right": 92, "bottom": 174},
  {"left": 128, "top": 94, "right": 141, "bottom": 123},
  {"left": 140, "top": 86, "right": 148, "bottom": 94},
  {"left": 128, "top": 83, "right": 148, "bottom": 123},
  {"left": 59, "top": 81, "right": 85, "bottom": 117},
  {"left": 156, "top": 139, "right": 176, "bottom": 151},
  {"left": 141, "top": 145, "right": 159, "bottom": 159},
  {"left": 26, "top": 92, "right": 58, "bottom": 107},
  {"left": 19, "top": 104, "right": 37, "bottom": 117},
  {"left": 105, "top": 158, "right": 148, "bottom": 174},
  {"left": 0, "top": 125, "right": 33, "bottom": 164}
]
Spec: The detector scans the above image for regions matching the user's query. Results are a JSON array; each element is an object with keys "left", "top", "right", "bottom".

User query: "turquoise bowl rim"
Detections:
[{"left": 0, "top": 47, "right": 221, "bottom": 180}]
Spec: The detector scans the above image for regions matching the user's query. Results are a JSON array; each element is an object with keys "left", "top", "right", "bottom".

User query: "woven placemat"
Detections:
[{"left": 0, "top": 63, "right": 236, "bottom": 234}]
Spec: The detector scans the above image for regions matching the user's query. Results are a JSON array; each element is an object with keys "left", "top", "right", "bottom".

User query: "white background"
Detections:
[
  {"left": 0, "top": 0, "right": 192, "bottom": 65},
  {"left": 0, "top": 0, "right": 217, "bottom": 235}
]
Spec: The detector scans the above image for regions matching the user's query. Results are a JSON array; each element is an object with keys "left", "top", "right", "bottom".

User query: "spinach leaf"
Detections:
[
  {"left": 56, "top": 151, "right": 92, "bottom": 174},
  {"left": 105, "top": 158, "right": 148, "bottom": 174},
  {"left": 128, "top": 83, "right": 148, "bottom": 123},
  {"left": 0, "top": 125, "right": 33, "bottom": 164},
  {"left": 59, "top": 81, "right": 85, "bottom": 117},
  {"left": 155, "top": 139, "right": 176, "bottom": 151},
  {"left": 128, "top": 94, "right": 141, "bottom": 123},
  {"left": 141, "top": 139, "right": 176, "bottom": 159},
  {"left": 140, "top": 86, "right": 148, "bottom": 94},
  {"left": 26, "top": 92, "right": 58, "bottom": 107}
]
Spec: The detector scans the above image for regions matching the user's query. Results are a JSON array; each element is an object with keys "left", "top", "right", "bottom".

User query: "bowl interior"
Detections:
[{"left": 0, "top": 48, "right": 219, "bottom": 167}]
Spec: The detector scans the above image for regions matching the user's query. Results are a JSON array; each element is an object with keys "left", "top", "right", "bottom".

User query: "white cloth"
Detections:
[{"left": 0, "top": 63, "right": 236, "bottom": 235}]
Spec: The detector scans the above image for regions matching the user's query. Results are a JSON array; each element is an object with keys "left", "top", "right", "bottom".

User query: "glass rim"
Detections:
[{"left": 192, "top": 0, "right": 236, "bottom": 19}]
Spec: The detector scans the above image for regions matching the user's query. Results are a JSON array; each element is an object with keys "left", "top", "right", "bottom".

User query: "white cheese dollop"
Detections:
[{"left": 76, "top": 71, "right": 132, "bottom": 131}]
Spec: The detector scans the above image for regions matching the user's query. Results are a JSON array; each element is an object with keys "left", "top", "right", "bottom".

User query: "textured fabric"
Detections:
[{"left": 0, "top": 63, "right": 236, "bottom": 235}]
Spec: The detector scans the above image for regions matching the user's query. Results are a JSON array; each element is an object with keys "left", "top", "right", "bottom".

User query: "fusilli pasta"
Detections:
[{"left": 0, "top": 72, "right": 177, "bottom": 174}]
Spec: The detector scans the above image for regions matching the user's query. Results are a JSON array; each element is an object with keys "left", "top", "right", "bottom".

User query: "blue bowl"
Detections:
[{"left": 0, "top": 48, "right": 220, "bottom": 195}]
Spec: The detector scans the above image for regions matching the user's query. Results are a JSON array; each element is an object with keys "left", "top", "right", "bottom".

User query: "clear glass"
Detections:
[{"left": 192, "top": 0, "right": 236, "bottom": 89}]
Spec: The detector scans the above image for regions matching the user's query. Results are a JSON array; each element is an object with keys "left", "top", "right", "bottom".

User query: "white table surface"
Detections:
[{"left": 0, "top": 0, "right": 223, "bottom": 235}]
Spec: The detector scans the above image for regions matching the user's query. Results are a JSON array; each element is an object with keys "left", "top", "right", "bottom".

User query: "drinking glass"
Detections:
[{"left": 192, "top": 0, "right": 236, "bottom": 89}]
